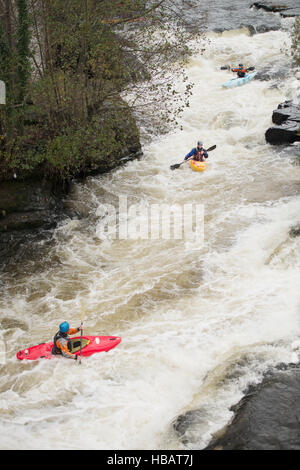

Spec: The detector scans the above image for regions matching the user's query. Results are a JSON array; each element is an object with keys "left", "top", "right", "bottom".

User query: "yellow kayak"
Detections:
[{"left": 189, "top": 160, "right": 207, "bottom": 172}]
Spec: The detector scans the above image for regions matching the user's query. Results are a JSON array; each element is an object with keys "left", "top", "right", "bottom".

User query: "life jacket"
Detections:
[
  {"left": 52, "top": 331, "right": 72, "bottom": 355},
  {"left": 237, "top": 68, "right": 247, "bottom": 77},
  {"left": 194, "top": 148, "right": 205, "bottom": 161},
  {"left": 232, "top": 67, "right": 247, "bottom": 77}
]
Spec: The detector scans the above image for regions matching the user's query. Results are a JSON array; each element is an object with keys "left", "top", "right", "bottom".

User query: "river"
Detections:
[{"left": 0, "top": 8, "right": 300, "bottom": 450}]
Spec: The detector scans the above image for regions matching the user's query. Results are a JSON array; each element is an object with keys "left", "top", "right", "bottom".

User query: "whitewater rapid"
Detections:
[{"left": 1, "top": 24, "right": 300, "bottom": 449}]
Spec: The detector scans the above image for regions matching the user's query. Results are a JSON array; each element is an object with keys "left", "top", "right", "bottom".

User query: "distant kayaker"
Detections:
[
  {"left": 231, "top": 64, "right": 250, "bottom": 78},
  {"left": 184, "top": 141, "right": 208, "bottom": 162},
  {"left": 52, "top": 321, "right": 83, "bottom": 360}
]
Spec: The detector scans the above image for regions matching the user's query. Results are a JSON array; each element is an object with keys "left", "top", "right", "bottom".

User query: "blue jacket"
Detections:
[{"left": 184, "top": 148, "right": 208, "bottom": 160}]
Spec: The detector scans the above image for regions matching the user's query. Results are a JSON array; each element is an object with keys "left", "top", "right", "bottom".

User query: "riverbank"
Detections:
[{"left": 0, "top": 143, "right": 142, "bottom": 270}]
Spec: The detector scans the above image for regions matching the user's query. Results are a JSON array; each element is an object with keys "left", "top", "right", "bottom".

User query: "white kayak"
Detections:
[{"left": 222, "top": 72, "right": 257, "bottom": 88}]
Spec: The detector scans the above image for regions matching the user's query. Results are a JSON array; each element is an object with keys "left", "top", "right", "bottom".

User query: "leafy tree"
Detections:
[
  {"left": 0, "top": 0, "right": 31, "bottom": 147},
  {"left": 16, "top": 0, "right": 31, "bottom": 103},
  {"left": 0, "top": 0, "right": 206, "bottom": 180}
]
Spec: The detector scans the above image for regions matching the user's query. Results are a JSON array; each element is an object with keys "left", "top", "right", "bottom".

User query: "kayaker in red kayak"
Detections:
[
  {"left": 52, "top": 321, "right": 83, "bottom": 360},
  {"left": 231, "top": 64, "right": 251, "bottom": 78},
  {"left": 184, "top": 141, "right": 208, "bottom": 162}
]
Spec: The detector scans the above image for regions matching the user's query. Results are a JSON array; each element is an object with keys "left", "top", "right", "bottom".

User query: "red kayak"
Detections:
[{"left": 16, "top": 335, "right": 121, "bottom": 361}]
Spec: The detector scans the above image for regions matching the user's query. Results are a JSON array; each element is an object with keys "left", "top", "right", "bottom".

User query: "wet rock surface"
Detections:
[
  {"left": 176, "top": 0, "right": 282, "bottom": 33},
  {"left": 0, "top": 180, "right": 64, "bottom": 233},
  {"left": 255, "top": 59, "right": 292, "bottom": 81},
  {"left": 0, "top": 180, "right": 67, "bottom": 270},
  {"left": 205, "top": 365, "right": 300, "bottom": 450},
  {"left": 252, "top": 1, "right": 300, "bottom": 18},
  {"left": 266, "top": 100, "right": 300, "bottom": 145}
]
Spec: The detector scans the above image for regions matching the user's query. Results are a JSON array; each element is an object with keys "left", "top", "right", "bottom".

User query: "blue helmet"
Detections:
[
  {"left": 59, "top": 321, "right": 69, "bottom": 333},
  {"left": 197, "top": 141, "right": 203, "bottom": 147}
]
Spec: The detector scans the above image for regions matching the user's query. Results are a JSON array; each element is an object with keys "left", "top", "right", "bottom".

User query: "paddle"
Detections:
[
  {"left": 170, "top": 145, "right": 216, "bottom": 170},
  {"left": 78, "top": 301, "right": 86, "bottom": 365},
  {"left": 220, "top": 65, "right": 255, "bottom": 71}
]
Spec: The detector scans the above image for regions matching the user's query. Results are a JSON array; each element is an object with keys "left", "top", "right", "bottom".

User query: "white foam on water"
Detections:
[{"left": 1, "top": 25, "right": 300, "bottom": 449}]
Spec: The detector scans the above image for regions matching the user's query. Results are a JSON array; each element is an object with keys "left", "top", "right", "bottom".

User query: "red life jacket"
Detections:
[
  {"left": 232, "top": 67, "right": 247, "bottom": 77},
  {"left": 194, "top": 149, "right": 205, "bottom": 161}
]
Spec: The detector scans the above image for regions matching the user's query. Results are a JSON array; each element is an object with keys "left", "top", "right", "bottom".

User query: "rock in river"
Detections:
[
  {"left": 205, "top": 365, "right": 300, "bottom": 450},
  {"left": 265, "top": 100, "right": 300, "bottom": 145}
]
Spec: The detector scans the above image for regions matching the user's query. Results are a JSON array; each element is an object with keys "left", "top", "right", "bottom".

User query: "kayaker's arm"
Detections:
[
  {"left": 55, "top": 326, "right": 83, "bottom": 360},
  {"left": 68, "top": 326, "right": 82, "bottom": 335},
  {"left": 184, "top": 149, "right": 196, "bottom": 160}
]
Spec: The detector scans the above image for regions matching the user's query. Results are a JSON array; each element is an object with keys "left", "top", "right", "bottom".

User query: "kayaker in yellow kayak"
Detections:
[
  {"left": 184, "top": 141, "right": 209, "bottom": 163},
  {"left": 52, "top": 321, "right": 83, "bottom": 360}
]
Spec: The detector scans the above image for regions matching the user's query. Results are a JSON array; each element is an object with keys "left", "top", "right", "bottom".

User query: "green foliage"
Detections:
[
  {"left": 0, "top": 21, "right": 10, "bottom": 85},
  {"left": 0, "top": 0, "right": 31, "bottom": 142},
  {"left": 2, "top": 103, "right": 140, "bottom": 181},
  {"left": 16, "top": 0, "right": 31, "bottom": 103},
  {"left": 0, "top": 0, "right": 206, "bottom": 182}
]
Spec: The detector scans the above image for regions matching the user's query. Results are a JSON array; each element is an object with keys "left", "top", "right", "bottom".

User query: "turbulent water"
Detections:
[{"left": 1, "top": 17, "right": 300, "bottom": 450}]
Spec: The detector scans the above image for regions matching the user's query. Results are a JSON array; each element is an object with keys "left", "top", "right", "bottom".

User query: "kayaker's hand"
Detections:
[{"left": 78, "top": 324, "right": 83, "bottom": 331}]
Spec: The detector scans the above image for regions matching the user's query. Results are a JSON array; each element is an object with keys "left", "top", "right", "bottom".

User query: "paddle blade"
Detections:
[
  {"left": 206, "top": 145, "right": 216, "bottom": 152},
  {"left": 170, "top": 163, "right": 182, "bottom": 170}
]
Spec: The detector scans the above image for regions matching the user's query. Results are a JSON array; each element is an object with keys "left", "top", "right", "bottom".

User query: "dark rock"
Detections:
[
  {"left": 265, "top": 121, "right": 300, "bottom": 145},
  {"left": 289, "top": 224, "right": 300, "bottom": 238},
  {"left": 255, "top": 64, "right": 291, "bottom": 82},
  {"left": 205, "top": 367, "right": 300, "bottom": 450},
  {"left": 278, "top": 100, "right": 294, "bottom": 109},
  {"left": 281, "top": 8, "right": 300, "bottom": 17},
  {"left": 0, "top": 227, "right": 55, "bottom": 272},
  {"left": 252, "top": 2, "right": 287, "bottom": 12},
  {"left": 252, "top": 1, "right": 300, "bottom": 17},
  {"left": 0, "top": 180, "right": 58, "bottom": 214},
  {"left": 0, "top": 210, "right": 58, "bottom": 232},
  {"left": 266, "top": 100, "right": 300, "bottom": 145},
  {"left": 272, "top": 106, "right": 300, "bottom": 125},
  {"left": 179, "top": 0, "right": 282, "bottom": 34},
  {"left": 0, "top": 179, "right": 67, "bottom": 269},
  {"left": 0, "top": 180, "right": 64, "bottom": 233},
  {"left": 173, "top": 410, "right": 210, "bottom": 445}
]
